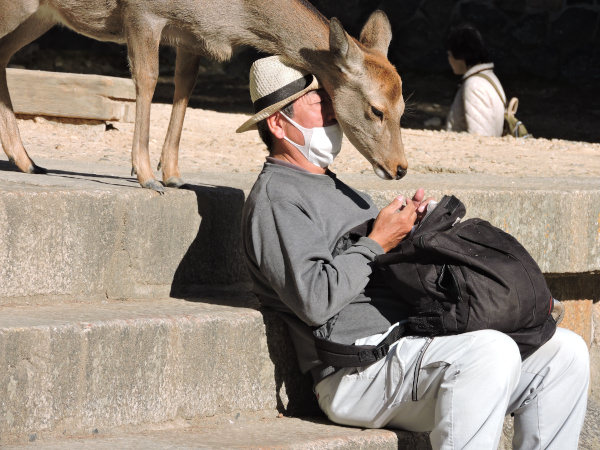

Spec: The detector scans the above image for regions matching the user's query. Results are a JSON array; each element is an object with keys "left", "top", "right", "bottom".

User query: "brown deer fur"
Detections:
[{"left": 0, "top": 0, "right": 408, "bottom": 192}]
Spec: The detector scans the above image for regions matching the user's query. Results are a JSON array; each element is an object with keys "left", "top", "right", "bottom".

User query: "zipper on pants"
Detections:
[{"left": 412, "top": 337, "right": 433, "bottom": 401}]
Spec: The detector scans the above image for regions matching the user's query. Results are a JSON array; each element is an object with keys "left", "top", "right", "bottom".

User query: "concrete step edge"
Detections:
[{"left": 2, "top": 412, "right": 429, "bottom": 449}]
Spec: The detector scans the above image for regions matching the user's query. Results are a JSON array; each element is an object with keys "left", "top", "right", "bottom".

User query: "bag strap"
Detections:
[
  {"left": 471, "top": 72, "right": 507, "bottom": 108},
  {"left": 313, "top": 323, "right": 405, "bottom": 367},
  {"left": 472, "top": 73, "right": 527, "bottom": 136},
  {"left": 506, "top": 97, "right": 519, "bottom": 116}
]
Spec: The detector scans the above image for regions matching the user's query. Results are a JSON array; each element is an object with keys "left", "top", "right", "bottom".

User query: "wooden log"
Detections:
[{"left": 7, "top": 68, "right": 136, "bottom": 122}]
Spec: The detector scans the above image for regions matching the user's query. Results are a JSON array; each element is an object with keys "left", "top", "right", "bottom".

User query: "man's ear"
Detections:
[
  {"left": 266, "top": 113, "right": 285, "bottom": 139},
  {"left": 329, "top": 17, "right": 364, "bottom": 75},
  {"left": 359, "top": 10, "right": 392, "bottom": 56}
]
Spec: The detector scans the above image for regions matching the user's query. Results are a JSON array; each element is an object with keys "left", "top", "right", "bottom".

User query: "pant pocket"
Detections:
[{"left": 411, "top": 332, "right": 478, "bottom": 402}]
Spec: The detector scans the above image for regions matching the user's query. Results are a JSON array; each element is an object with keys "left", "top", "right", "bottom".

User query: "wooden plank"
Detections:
[{"left": 7, "top": 68, "right": 136, "bottom": 122}]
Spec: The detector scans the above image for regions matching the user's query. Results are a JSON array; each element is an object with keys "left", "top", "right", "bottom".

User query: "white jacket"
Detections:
[{"left": 446, "top": 63, "right": 506, "bottom": 137}]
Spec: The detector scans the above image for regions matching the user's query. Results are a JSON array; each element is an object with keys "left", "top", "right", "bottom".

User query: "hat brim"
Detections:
[{"left": 236, "top": 76, "right": 320, "bottom": 133}]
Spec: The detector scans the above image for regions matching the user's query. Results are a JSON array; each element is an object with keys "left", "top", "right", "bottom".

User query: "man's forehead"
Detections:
[
  {"left": 300, "top": 89, "right": 328, "bottom": 103},
  {"left": 273, "top": 88, "right": 329, "bottom": 118}
]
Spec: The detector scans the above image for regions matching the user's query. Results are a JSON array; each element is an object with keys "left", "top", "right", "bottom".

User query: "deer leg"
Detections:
[
  {"left": 0, "top": 13, "right": 54, "bottom": 174},
  {"left": 158, "top": 48, "right": 200, "bottom": 188},
  {"left": 126, "top": 19, "right": 164, "bottom": 193}
]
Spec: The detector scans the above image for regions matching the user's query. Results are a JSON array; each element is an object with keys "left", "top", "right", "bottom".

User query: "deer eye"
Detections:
[{"left": 371, "top": 106, "right": 384, "bottom": 120}]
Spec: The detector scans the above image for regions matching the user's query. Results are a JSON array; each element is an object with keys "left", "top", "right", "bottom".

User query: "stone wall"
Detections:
[
  {"left": 15, "top": 0, "right": 600, "bottom": 84},
  {"left": 311, "top": 0, "right": 600, "bottom": 82}
]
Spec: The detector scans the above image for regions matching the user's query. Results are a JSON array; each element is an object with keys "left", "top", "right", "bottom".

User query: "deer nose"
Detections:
[{"left": 395, "top": 167, "right": 407, "bottom": 180}]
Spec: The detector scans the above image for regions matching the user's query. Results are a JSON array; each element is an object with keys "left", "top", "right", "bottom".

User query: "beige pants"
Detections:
[{"left": 315, "top": 328, "right": 589, "bottom": 449}]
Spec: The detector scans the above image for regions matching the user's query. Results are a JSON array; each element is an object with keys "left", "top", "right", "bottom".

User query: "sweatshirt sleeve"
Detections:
[{"left": 249, "top": 199, "right": 383, "bottom": 327}]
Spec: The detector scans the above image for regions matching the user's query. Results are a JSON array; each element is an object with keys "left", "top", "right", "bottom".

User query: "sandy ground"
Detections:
[{"left": 10, "top": 103, "right": 600, "bottom": 179}]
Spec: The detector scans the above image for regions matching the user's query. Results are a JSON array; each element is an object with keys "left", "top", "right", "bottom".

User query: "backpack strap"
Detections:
[
  {"left": 313, "top": 323, "right": 406, "bottom": 367},
  {"left": 472, "top": 73, "right": 529, "bottom": 137},
  {"left": 507, "top": 97, "right": 519, "bottom": 116},
  {"left": 471, "top": 72, "right": 507, "bottom": 108}
]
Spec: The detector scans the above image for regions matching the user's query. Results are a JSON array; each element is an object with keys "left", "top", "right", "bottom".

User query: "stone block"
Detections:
[
  {"left": 510, "top": 13, "right": 549, "bottom": 45},
  {"left": 2, "top": 414, "right": 431, "bottom": 449},
  {"left": 6, "top": 69, "right": 135, "bottom": 123},
  {"left": 566, "top": 0, "right": 595, "bottom": 5},
  {"left": 560, "top": 47, "right": 600, "bottom": 82},
  {"left": 390, "top": 12, "right": 440, "bottom": 69},
  {"left": 0, "top": 181, "right": 248, "bottom": 305},
  {"left": 379, "top": 0, "right": 423, "bottom": 26},
  {"left": 560, "top": 299, "right": 594, "bottom": 345},
  {"left": 0, "top": 190, "right": 120, "bottom": 301},
  {"left": 513, "top": 44, "right": 561, "bottom": 79},
  {"left": 591, "top": 302, "right": 600, "bottom": 407},
  {"left": 349, "top": 177, "right": 600, "bottom": 275},
  {"left": 550, "top": 7, "right": 598, "bottom": 51},
  {"left": 526, "top": 0, "right": 564, "bottom": 11},
  {"left": 594, "top": 302, "right": 600, "bottom": 345},
  {"left": 494, "top": 0, "right": 527, "bottom": 14},
  {"left": 323, "top": 2, "right": 384, "bottom": 36},
  {"left": 455, "top": 0, "right": 510, "bottom": 40},
  {"left": 421, "top": 0, "right": 457, "bottom": 32},
  {"left": 0, "top": 298, "right": 276, "bottom": 442},
  {"left": 2, "top": 170, "right": 598, "bottom": 304}
]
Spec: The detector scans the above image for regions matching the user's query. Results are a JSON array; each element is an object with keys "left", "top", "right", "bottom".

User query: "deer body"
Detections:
[{"left": 0, "top": 0, "right": 407, "bottom": 191}]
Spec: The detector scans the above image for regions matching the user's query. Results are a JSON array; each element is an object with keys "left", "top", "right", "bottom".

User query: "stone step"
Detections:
[
  {"left": 4, "top": 404, "right": 599, "bottom": 449},
  {"left": 1, "top": 295, "right": 598, "bottom": 447},
  {"left": 0, "top": 295, "right": 306, "bottom": 444},
  {"left": 0, "top": 160, "right": 599, "bottom": 305},
  {"left": 0, "top": 166, "right": 249, "bottom": 305},
  {"left": 2, "top": 413, "right": 429, "bottom": 449},
  {"left": 0, "top": 161, "right": 598, "bottom": 448}
]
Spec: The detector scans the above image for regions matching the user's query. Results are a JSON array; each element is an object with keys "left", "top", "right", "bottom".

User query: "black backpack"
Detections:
[
  {"left": 315, "top": 195, "right": 556, "bottom": 366},
  {"left": 376, "top": 195, "right": 556, "bottom": 359}
]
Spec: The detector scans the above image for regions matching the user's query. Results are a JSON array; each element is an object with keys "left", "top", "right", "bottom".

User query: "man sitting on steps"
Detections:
[{"left": 237, "top": 55, "right": 590, "bottom": 449}]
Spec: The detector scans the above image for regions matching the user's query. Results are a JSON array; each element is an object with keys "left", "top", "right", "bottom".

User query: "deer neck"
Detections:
[{"left": 241, "top": 0, "right": 336, "bottom": 85}]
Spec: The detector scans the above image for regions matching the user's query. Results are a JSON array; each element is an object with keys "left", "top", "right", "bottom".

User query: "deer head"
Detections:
[{"left": 320, "top": 11, "right": 407, "bottom": 180}]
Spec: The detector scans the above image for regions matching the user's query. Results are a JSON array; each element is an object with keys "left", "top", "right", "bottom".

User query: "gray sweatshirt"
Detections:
[{"left": 242, "top": 162, "right": 409, "bottom": 375}]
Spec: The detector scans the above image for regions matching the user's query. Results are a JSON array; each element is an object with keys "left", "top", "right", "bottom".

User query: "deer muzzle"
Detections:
[
  {"left": 373, "top": 163, "right": 407, "bottom": 180},
  {"left": 395, "top": 167, "right": 407, "bottom": 179}
]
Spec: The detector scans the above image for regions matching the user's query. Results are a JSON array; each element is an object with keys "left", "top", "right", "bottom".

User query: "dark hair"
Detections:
[
  {"left": 446, "top": 24, "right": 490, "bottom": 67},
  {"left": 256, "top": 100, "right": 296, "bottom": 153}
]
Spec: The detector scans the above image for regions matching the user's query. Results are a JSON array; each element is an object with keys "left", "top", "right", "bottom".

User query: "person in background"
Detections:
[{"left": 446, "top": 24, "right": 506, "bottom": 136}]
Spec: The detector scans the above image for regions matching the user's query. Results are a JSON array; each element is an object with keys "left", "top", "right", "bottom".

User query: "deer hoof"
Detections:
[
  {"left": 142, "top": 179, "right": 165, "bottom": 194},
  {"left": 164, "top": 176, "right": 186, "bottom": 188},
  {"left": 8, "top": 158, "right": 47, "bottom": 174},
  {"left": 28, "top": 163, "right": 47, "bottom": 174}
]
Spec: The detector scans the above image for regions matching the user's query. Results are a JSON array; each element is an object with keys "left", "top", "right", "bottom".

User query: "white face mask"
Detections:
[{"left": 280, "top": 112, "right": 344, "bottom": 168}]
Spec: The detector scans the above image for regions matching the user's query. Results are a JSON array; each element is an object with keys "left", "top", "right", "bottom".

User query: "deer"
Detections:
[{"left": 0, "top": 1, "right": 408, "bottom": 193}]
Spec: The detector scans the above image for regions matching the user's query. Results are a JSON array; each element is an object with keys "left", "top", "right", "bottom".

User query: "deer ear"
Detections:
[
  {"left": 329, "top": 17, "right": 364, "bottom": 74},
  {"left": 359, "top": 10, "right": 392, "bottom": 56}
]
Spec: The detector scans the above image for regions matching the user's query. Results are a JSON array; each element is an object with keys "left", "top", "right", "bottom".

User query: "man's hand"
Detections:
[
  {"left": 410, "top": 188, "right": 436, "bottom": 224},
  {"left": 368, "top": 195, "right": 417, "bottom": 252}
]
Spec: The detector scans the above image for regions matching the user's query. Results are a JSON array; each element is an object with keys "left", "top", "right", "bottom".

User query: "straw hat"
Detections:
[{"left": 236, "top": 55, "right": 320, "bottom": 133}]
